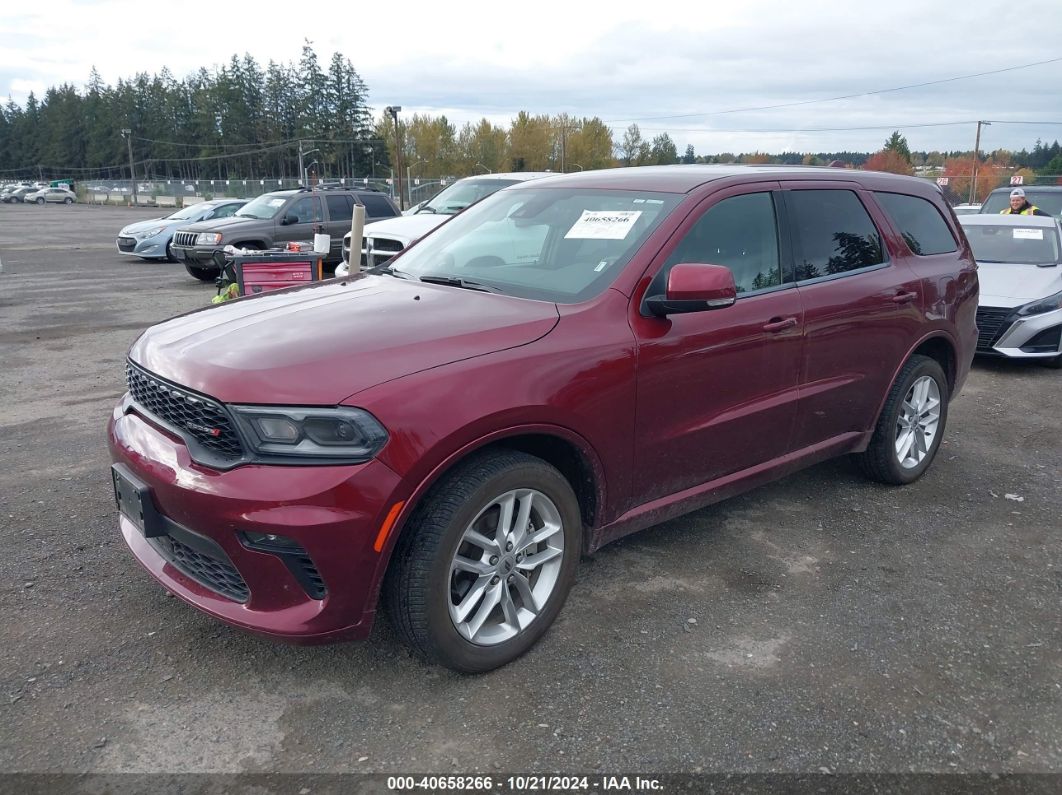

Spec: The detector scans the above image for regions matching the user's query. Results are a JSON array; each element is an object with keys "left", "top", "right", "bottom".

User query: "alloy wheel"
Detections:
[{"left": 894, "top": 375, "right": 941, "bottom": 469}]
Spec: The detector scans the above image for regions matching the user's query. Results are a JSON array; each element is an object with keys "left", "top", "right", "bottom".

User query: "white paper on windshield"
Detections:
[
  {"left": 565, "top": 210, "right": 642, "bottom": 240},
  {"left": 1013, "top": 228, "right": 1043, "bottom": 240},
  {"left": 267, "top": 198, "right": 286, "bottom": 207}
]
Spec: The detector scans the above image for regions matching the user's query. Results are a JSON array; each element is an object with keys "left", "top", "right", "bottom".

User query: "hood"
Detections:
[
  {"left": 119, "top": 217, "right": 172, "bottom": 235},
  {"left": 977, "top": 262, "right": 1062, "bottom": 308},
  {"left": 129, "top": 274, "right": 560, "bottom": 405},
  {"left": 177, "top": 216, "right": 265, "bottom": 234},
  {"left": 343, "top": 214, "right": 448, "bottom": 244}
]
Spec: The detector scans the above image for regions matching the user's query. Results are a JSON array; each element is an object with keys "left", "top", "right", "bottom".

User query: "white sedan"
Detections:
[{"left": 959, "top": 214, "right": 1062, "bottom": 368}]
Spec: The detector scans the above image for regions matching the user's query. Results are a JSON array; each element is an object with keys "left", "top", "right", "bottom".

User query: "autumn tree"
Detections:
[
  {"left": 941, "top": 156, "right": 1003, "bottom": 203},
  {"left": 863, "top": 150, "right": 914, "bottom": 175}
]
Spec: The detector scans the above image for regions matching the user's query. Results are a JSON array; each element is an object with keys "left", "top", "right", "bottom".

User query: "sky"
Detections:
[{"left": 2, "top": 0, "right": 1061, "bottom": 157}]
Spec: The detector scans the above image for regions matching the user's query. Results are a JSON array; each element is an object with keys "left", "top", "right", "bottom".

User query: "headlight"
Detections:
[
  {"left": 230, "top": 405, "right": 388, "bottom": 463},
  {"left": 135, "top": 227, "right": 165, "bottom": 239},
  {"left": 196, "top": 232, "right": 223, "bottom": 246},
  {"left": 1017, "top": 290, "right": 1062, "bottom": 316}
]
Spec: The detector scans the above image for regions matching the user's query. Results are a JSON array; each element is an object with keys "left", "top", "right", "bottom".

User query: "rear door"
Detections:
[
  {"left": 781, "top": 183, "right": 924, "bottom": 449},
  {"left": 324, "top": 194, "right": 354, "bottom": 258},
  {"left": 630, "top": 184, "right": 805, "bottom": 505}
]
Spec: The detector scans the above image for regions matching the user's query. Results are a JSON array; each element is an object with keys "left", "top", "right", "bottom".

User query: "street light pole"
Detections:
[
  {"left": 121, "top": 128, "right": 137, "bottom": 205},
  {"left": 969, "top": 120, "right": 991, "bottom": 205},
  {"left": 385, "top": 106, "right": 404, "bottom": 209}
]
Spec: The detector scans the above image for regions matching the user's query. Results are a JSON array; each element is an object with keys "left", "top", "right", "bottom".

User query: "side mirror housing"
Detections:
[
  {"left": 281, "top": 214, "right": 299, "bottom": 226},
  {"left": 644, "top": 263, "right": 737, "bottom": 317}
]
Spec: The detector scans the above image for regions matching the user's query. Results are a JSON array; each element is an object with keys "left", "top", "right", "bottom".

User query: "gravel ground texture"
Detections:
[{"left": 0, "top": 204, "right": 1059, "bottom": 778}]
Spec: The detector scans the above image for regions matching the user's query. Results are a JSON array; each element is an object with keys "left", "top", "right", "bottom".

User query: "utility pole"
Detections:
[
  {"left": 386, "top": 106, "right": 404, "bottom": 209},
  {"left": 969, "top": 120, "right": 991, "bottom": 205},
  {"left": 121, "top": 128, "right": 137, "bottom": 205}
]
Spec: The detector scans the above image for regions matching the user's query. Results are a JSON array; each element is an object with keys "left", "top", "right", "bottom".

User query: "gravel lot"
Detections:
[{"left": 0, "top": 204, "right": 1059, "bottom": 778}]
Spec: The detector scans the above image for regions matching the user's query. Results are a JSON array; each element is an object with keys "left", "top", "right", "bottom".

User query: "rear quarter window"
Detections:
[{"left": 874, "top": 192, "right": 957, "bottom": 256}]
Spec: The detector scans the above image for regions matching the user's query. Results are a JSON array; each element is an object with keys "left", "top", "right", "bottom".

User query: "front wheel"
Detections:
[
  {"left": 64, "top": 197, "right": 73, "bottom": 204},
  {"left": 854, "top": 355, "right": 949, "bottom": 485},
  {"left": 184, "top": 262, "right": 220, "bottom": 282},
  {"left": 385, "top": 450, "right": 581, "bottom": 673},
  {"left": 36, "top": 197, "right": 45, "bottom": 205}
]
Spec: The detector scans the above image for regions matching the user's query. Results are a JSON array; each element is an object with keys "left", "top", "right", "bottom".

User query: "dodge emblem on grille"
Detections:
[{"left": 187, "top": 422, "right": 222, "bottom": 437}]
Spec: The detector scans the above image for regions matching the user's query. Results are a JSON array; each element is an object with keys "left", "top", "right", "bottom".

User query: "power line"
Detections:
[{"left": 604, "top": 56, "right": 1062, "bottom": 123}]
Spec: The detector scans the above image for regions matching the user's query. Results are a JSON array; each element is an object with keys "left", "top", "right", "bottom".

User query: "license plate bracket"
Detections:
[{"left": 111, "top": 464, "right": 166, "bottom": 538}]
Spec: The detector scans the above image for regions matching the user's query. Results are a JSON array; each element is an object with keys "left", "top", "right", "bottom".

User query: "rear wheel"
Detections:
[
  {"left": 36, "top": 197, "right": 45, "bottom": 205},
  {"left": 64, "top": 197, "right": 73, "bottom": 204},
  {"left": 854, "top": 355, "right": 949, "bottom": 485},
  {"left": 385, "top": 450, "right": 581, "bottom": 673},
  {"left": 184, "top": 262, "right": 219, "bottom": 282}
]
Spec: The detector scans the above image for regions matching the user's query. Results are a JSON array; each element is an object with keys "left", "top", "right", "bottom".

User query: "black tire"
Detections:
[
  {"left": 36, "top": 197, "right": 45, "bottom": 205},
  {"left": 184, "top": 262, "right": 220, "bottom": 282},
  {"left": 854, "top": 355, "right": 949, "bottom": 485},
  {"left": 1039, "top": 354, "right": 1062, "bottom": 370},
  {"left": 384, "top": 450, "right": 581, "bottom": 673},
  {"left": 165, "top": 242, "right": 176, "bottom": 263},
  {"left": 64, "top": 197, "right": 73, "bottom": 204}
]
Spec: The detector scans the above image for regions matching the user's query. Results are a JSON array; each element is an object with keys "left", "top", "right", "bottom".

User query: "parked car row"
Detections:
[{"left": 2, "top": 185, "right": 76, "bottom": 204}]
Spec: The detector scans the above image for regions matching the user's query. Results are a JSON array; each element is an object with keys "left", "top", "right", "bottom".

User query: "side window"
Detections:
[
  {"left": 662, "top": 192, "right": 781, "bottom": 294},
  {"left": 287, "top": 197, "right": 322, "bottom": 224},
  {"left": 787, "top": 189, "right": 885, "bottom": 280},
  {"left": 210, "top": 203, "right": 241, "bottom": 219},
  {"left": 326, "top": 194, "right": 354, "bottom": 221},
  {"left": 360, "top": 194, "right": 399, "bottom": 218},
  {"left": 873, "top": 192, "right": 957, "bottom": 256}
]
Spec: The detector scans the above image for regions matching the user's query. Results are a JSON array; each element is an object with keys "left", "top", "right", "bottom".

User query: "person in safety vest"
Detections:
[{"left": 1001, "top": 188, "right": 1049, "bottom": 216}]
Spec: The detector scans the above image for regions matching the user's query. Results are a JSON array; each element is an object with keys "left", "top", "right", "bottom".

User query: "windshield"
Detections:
[
  {"left": 391, "top": 187, "right": 682, "bottom": 303},
  {"left": 981, "top": 191, "right": 1062, "bottom": 216},
  {"left": 417, "top": 179, "right": 522, "bottom": 215},
  {"left": 235, "top": 193, "right": 289, "bottom": 220},
  {"left": 963, "top": 223, "right": 1061, "bottom": 265}
]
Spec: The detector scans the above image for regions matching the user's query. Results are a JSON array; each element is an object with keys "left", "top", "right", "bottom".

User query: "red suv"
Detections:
[{"left": 109, "top": 166, "right": 978, "bottom": 672}]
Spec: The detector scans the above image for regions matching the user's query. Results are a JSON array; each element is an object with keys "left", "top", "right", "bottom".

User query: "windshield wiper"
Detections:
[
  {"left": 418, "top": 275, "right": 498, "bottom": 292},
  {"left": 367, "top": 264, "right": 414, "bottom": 279},
  {"left": 415, "top": 205, "right": 437, "bottom": 214}
]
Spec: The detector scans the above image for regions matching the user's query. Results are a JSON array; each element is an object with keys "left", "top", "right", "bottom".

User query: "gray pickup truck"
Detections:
[{"left": 171, "top": 186, "right": 401, "bottom": 281}]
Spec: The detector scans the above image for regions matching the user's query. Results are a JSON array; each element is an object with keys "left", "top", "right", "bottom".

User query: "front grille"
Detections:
[
  {"left": 367, "top": 236, "right": 404, "bottom": 253},
  {"left": 126, "top": 362, "right": 244, "bottom": 462},
  {"left": 173, "top": 231, "right": 199, "bottom": 247},
  {"left": 117, "top": 237, "right": 136, "bottom": 252},
  {"left": 975, "top": 307, "right": 1012, "bottom": 352},
  {"left": 166, "top": 538, "right": 249, "bottom": 602}
]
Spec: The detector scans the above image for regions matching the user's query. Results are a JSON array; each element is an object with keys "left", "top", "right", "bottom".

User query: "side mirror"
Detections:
[
  {"left": 644, "top": 263, "right": 737, "bottom": 318},
  {"left": 281, "top": 214, "right": 299, "bottom": 226}
]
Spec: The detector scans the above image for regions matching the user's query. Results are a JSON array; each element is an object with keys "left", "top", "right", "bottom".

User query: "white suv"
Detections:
[{"left": 335, "top": 172, "right": 554, "bottom": 276}]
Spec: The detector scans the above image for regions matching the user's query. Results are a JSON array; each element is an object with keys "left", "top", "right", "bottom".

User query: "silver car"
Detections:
[
  {"left": 116, "top": 199, "right": 247, "bottom": 261},
  {"left": 959, "top": 214, "right": 1062, "bottom": 368},
  {"left": 24, "top": 187, "right": 77, "bottom": 204}
]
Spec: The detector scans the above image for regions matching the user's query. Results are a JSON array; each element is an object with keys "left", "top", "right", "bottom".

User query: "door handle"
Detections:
[
  {"left": 891, "top": 291, "right": 918, "bottom": 305},
  {"left": 762, "top": 316, "right": 798, "bottom": 333}
]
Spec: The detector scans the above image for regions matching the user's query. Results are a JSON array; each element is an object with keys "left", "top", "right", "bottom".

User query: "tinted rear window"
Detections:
[
  {"left": 787, "top": 189, "right": 886, "bottom": 279},
  {"left": 874, "top": 192, "right": 957, "bottom": 256},
  {"left": 326, "top": 194, "right": 354, "bottom": 221},
  {"left": 360, "top": 194, "right": 398, "bottom": 218}
]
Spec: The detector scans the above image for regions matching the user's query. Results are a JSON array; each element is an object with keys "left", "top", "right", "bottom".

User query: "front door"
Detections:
[
  {"left": 630, "top": 186, "right": 804, "bottom": 507},
  {"left": 274, "top": 195, "right": 323, "bottom": 249}
]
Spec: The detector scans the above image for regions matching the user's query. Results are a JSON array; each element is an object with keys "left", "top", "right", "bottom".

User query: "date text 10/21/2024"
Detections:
[{"left": 385, "top": 776, "right": 664, "bottom": 792}]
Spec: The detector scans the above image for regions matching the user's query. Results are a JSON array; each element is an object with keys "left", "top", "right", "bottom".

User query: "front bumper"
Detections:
[
  {"left": 172, "top": 245, "right": 225, "bottom": 267},
  {"left": 116, "top": 235, "right": 169, "bottom": 258},
  {"left": 108, "top": 402, "right": 403, "bottom": 643},
  {"left": 976, "top": 305, "right": 1062, "bottom": 359}
]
